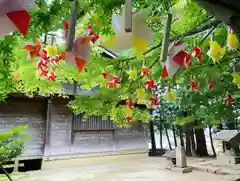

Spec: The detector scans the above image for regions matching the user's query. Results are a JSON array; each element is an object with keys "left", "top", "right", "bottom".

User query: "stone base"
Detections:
[
  {"left": 166, "top": 165, "right": 193, "bottom": 173},
  {"left": 176, "top": 146, "right": 187, "bottom": 168}
]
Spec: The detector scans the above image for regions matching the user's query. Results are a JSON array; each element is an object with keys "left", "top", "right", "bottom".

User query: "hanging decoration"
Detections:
[
  {"left": 136, "top": 88, "right": 146, "bottom": 101},
  {"left": 101, "top": 71, "right": 109, "bottom": 79},
  {"left": 12, "top": 70, "right": 21, "bottom": 81},
  {"left": 64, "top": 21, "right": 69, "bottom": 39},
  {"left": 64, "top": 0, "right": 99, "bottom": 72},
  {"left": 227, "top": 27, "right": 239, "bottom": 51},
  {"left": 107, "top": 76, "right": 121, "bottom": 88},
  {"left": 190, "top": 80, "right": 200, "bottom": 91},
  {"left": 125, "top": 106, "right": 133, "bottom": 122},
  {"left": 161, "top": 41, "right": 191, "bottom": 78},
  {"left": 163, "top": 89, "right": 176, "bottom": 101},
  {"left": 127, "top": 69, "right": 138, "bottom": 80},
  {"left": 226, "top": 94, "right": 233, "bottom": 105},
  {"left": 44, "top": 45, "right": 58, "bottom": 57},
  {"left": 126, "top": 99, "right": 134, "bottom": 108},
  {"left": 145, "top": 79, "right": 156, "bottom": 92},
  {"left": 207, "top": 41, "right": 226, "bottom": 64},
  {"left": 87, "top": 25, "right": 99, "bottom": 43},
  {"left": 208, "top": 80, "right": 213, "bottom": 89},
  {"left": 24, "top": 40, "right": 43, "bottom": 60},
  {"left": 64, "top": 23, "right": 99, "bottom": 72},
  {"left": 125, "top": 98, "right": 134, "bottom": 122},
  {"left": 101, "top": 71, "right": 121, "bottom": 88},
  {"left": 36, "top": 49, "right": 63, "bottom": 81},
  {"left": 0, "top": 0, "right": 36, "bottom": 36},
  {"left": 24, "top": 40, "right": 63, "bottom": 81},
  {"left": 192, "top": 46, "right": 203, "bottom": 63},
  {"left": 104, "top": 8, "right": 154, "bottom": 58},
  {"left": 140, "top": 67, "right": 150, "bottom": 77},
  {"left": 149, "top": 95, "right": 159, "bottom": 106},
  {"left": 232, "top": 73, "right": 240, "bottom": 85}
]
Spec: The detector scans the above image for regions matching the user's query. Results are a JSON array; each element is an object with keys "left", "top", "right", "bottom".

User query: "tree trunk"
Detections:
[
  {"left": 164, "top": 124, "right": 172, "bottom": 150},
  {"left": 172, "top": 125, "right": 177, "bottom": 148},
  {"left": 185, "top": 126, "right": 192, "bottom": 156},
  {"left": 0, "top": 165, "right": 13, "bottom": 181},
  {"left": 209, "top": 126, "right": 216, "bottom": 156},
  {"left": 149, "top": 120, "right": 156, "bottom": 155},
  {"left": 159, "top": 122, "right": 163, "bottom": 149},
  {"left": 226, "top": 121, "right": 236, "bottom": 130},
  {"left": 195, "top": 127, "right": 208, "bottom": 156},
  {"left": 190, "top": 128, "right": 197, "bottom": 156},
  {"left": 178, "top": 126, "right": 185, "bottom": 147}
]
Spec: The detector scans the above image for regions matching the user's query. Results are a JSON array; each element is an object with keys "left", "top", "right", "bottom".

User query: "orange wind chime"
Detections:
[{"left": 64, "top": 0, "right": 99, "bottom": 72}]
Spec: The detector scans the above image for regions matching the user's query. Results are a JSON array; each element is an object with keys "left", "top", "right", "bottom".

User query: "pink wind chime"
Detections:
[
  {"left": 63, "top": 0, "right": 99, "bottom": 72},
  {"left": 0, "top": 0, "right": 36, "bottom": 36}
]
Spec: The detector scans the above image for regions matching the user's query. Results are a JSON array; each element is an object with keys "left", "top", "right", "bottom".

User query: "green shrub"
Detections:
[{"left": 0, "top": 125, "right": 29, "bottom": 164}]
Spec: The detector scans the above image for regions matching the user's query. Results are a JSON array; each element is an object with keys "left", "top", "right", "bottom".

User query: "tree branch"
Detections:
[{"left": 0, "top": 165, "right": 13, "bottom": 181}]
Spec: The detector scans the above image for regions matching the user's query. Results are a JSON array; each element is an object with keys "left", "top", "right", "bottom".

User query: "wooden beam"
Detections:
[
  {"left": 66, "top": 0, "right": 77, "bottom": 52},
  {"left": 125, "top": 0, "right": 132, "bottom": 33},
  {"left": 160, "top": 13, "right": 172, "bottom": 62}
]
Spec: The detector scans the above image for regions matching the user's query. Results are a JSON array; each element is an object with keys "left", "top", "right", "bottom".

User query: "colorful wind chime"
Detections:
[
  {"left": 64, "top": 0, "right": 99, "bottom": 72},
  {"left": 0, "top": 0, "right": 36, "bottom": 36},
  {"left": 103, "top": 0, "right": 154, "bottom": 58},
  {"left": 161, "top": 41, "right": 198, "bottom": 78},
  {"left": 101, "top": 71, "right": 121, "bottom": 88},
  {"left": 24, "top": 40, "right": 63, "bottom": 81},
  {"left": 125, "top": 99, "right": 134, "bottom": 122}
]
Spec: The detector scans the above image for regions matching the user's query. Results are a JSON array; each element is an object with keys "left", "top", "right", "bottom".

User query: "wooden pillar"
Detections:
[{"left": 43, "top": 99, "right": 52, "bottom": 156}]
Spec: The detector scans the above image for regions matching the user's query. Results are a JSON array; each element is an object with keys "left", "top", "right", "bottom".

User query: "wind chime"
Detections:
[
  {"left": 24, "top": 37, "right": 63, "bottom": 81},
  {"left": 104, "top": 0, "right": 154, "bottom": 58},
  {"left": 0, "top": 0, "right": 36, "bottom": 36},
  {"left": 64, "top": 0, "right": 99, "bottom": 72}
]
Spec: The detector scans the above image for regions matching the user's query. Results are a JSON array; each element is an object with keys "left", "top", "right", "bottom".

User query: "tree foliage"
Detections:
[{"left": 0, "top": 0, "right": 239, "bottom": 127}]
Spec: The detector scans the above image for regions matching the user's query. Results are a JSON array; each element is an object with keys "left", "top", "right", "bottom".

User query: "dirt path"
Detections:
[{"left": 7, "top": 154, "right": 237, "bottom": 181}]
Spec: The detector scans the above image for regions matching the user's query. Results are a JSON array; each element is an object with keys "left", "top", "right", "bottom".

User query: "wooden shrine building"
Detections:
[
  {"left": 0, "top": 83, "right": 148, "bottom": 171},
  {"left": 214, "top": 130, "right": 240, "bottom": 165}
]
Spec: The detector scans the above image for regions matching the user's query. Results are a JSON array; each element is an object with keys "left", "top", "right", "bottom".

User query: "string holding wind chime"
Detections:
[
  {"left": 64, "top": 0, "right": 99, "bottom": 72},
  {"left": 0, "top": 0, "right": 36, "bottom": 36}
]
